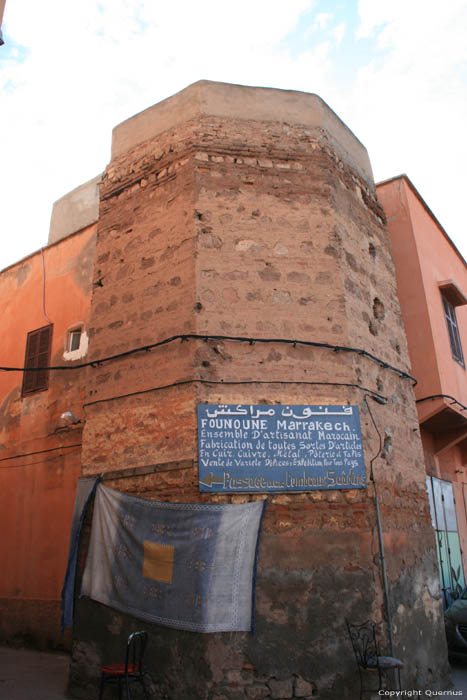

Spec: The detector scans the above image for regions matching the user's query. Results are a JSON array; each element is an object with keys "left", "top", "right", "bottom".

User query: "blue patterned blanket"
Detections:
[
  {"left": 81, "top": 485, "right": 265, "bottom": 632},
  {"left": 61, "top": 476, "right": 100, "bottom": 629}
]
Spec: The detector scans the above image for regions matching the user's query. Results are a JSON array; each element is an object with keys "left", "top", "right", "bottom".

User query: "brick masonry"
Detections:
[{"left": 71, "top": 82, "right": 450, "bottom": 699}]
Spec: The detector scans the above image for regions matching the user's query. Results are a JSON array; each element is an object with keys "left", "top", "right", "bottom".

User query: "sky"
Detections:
[{"left": 1, "top": 0, "right": 466, "bottom": 271}]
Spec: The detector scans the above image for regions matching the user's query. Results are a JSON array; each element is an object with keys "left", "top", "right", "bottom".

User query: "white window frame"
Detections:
[{"left": 63, "top": 325, "right": 88, "bottom": 361}]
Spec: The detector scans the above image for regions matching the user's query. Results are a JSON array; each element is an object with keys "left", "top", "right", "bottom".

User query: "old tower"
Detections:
[{"left": 70, "top": 82, "right": 449, "bottom": 698}]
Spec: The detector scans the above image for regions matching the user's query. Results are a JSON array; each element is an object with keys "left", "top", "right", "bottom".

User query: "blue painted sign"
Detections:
[{"left": 197, "top": 404, "right": 366, "bottom": 492}]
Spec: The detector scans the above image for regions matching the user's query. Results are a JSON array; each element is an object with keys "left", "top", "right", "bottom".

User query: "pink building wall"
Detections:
[{"left": 377, "top": 175, "right": 467, "bottom": 593}]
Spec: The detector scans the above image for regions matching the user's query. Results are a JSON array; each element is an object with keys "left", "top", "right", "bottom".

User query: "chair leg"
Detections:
[
  {"left": 378, "top": 667, "right": 384, "bottom": 692},
  {"left": 140, "top": 676, "right": 150, "bottom": 700},
  {"left": 118, "top": 677, "right": 123, "bottom": 700},
  {"left": 125, "top": 675, "right": 131, "bottom": 700},
  {"left": 98, "top": 674, "right": 105, "bottom": 700},
  {"left": 358, "top": 666, "right": 363, "bottom": 700}
]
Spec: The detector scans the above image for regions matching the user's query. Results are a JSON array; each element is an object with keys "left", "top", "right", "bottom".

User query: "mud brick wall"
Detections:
[{"left": 72, "top": 82, "right": 450, "bottom": 699}]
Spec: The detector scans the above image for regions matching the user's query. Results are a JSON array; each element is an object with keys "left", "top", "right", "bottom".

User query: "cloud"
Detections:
[
  {"left": 315, "top": 12, "right": 332, "bottom": 31},
  {"left": 0, "top": 0, "right": 319, "bottom": 269},
  {"left": 346, "top": 0, "right": 467, "bottom": 252},
  {"left": 0, "top": 0, "right": 465, "bottom": 270},
  {"left": 333, "top": 22, "right": 346, "bottom": 47}
]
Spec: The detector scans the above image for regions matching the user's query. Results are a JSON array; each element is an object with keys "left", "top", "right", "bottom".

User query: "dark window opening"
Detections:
[
  {"left": 442, "top": 295, "right": 465, "bottom": 368},
  {"left": 21, "top": 325, "right": 53, "bottom": 396}
]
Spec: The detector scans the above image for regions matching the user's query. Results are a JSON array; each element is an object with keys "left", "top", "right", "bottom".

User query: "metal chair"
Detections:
[
  {"left": 99, "top": 630, "right": 150, "bottom": 699},
  {"left": 346, "top": 619, "right": 403, "bottom": 699}
]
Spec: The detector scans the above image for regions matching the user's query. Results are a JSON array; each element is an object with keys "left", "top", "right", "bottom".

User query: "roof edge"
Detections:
[{"left": 376, "top": 174, "right": 466, "bottom": 267}]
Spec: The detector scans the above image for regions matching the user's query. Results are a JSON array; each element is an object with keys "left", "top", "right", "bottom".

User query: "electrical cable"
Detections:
[
  {"left": 416, "top": 394, "right": 467, "bottom": 414},
  {"left": 41, "top": 247, "right": 53, "bottom": 324},
  {"left": 0, "top": 332, "right": 417, "bottom": 385},
  {"left": 363, "top": 394, "right": 396, "bottom": 662},
  {"left": 83, "top": 377, "right": 388, "bottom": 407},
  {"left": 0, "top": 449, "right": 82, "bottom": 470},
  {"left": 0, "top": 442, "right": 83, "bottom": 464},
  {"left": 364, "top": 395, "right": 384, "bottom": 481}
]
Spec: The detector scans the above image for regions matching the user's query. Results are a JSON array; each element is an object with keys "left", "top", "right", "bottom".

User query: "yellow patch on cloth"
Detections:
[{"left": 143, "top": 541, "right": 174, "bottom": 584}]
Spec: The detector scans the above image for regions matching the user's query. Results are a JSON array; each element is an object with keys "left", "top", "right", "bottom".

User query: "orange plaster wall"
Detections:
[
  {"left": 379, "top": 176, "right": 467, "bottom": 585},
  {"left": 376, "top": 179, "right": 440, "bottom": 399},
  {"left": 403, "top": 181, "right": 467, "bottom": 406},
  {"left": 0, "top": 449, "right": 82, "bottom": 598},
  {"left": 0, "top": 225, "right": 96, "bottom": 646},
  {"left": 0, "top": 225, "right": 96, "bottom": 449},
  {"left": 377, "top": 177, "right": 467, "bottom": 409}
]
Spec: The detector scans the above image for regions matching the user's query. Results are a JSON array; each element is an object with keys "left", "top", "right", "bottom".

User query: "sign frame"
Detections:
[{"left": 197, "top": 404, "right": 366, "bottom": 493}]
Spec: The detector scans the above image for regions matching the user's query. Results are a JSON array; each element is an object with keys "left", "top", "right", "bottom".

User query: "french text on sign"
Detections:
[{"left": 197, "top": 404, "right": 366, "bottom": 493}]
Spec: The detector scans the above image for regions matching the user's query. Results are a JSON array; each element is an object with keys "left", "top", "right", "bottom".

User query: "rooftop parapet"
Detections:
[
  {"left": 48, "top": 174, "right": 101, "bottom": 245},
  {"left": 111, "top": 80, "right": 374, "bottom": 186}
]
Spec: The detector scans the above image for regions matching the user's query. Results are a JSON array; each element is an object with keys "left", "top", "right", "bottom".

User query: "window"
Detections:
[
  {"left": 442, "top": 295, "right": 465, "bottom": 367},
  {"left": 21, "top": 325, "right": 53, "bottom": 396},
  {"left": 68, "top": 328, "right": 82, "bottom": 352},
  {"left": 63, "top": 325, "right": 88, "bottom": 361}
]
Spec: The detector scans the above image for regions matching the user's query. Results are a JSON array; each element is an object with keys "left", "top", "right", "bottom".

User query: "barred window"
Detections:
[
  {"left": 442, "top": 296, "right": 464, "bottom": 368},
  {"left": 21, "top": 325, "right": 53, "bottom": 396}
]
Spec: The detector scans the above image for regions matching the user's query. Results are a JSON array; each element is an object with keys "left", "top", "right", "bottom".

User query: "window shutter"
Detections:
[
  {"left": 22, "top": 325, "right": 53, "bottom": 396},
  {"left": 35, "top": 326, "right": 52, "bottom": 390},
  {"left": 23, "top": 330, "right": 40, "bottom": 394},
  {"left": 442, "top": 296, "right": 465, "bottom": 367}
]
